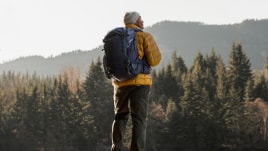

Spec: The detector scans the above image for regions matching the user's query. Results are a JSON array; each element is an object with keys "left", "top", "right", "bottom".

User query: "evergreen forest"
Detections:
[{"left": 1, "top": 43, "right": 268, "bottom": 151}]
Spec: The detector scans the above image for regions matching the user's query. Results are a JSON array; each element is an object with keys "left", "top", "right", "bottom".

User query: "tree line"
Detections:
[{"left": 0, "top": 43, "right": 268, "bottom": 151}]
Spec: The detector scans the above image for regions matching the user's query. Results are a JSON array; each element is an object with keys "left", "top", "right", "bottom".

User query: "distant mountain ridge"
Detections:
[
  {"left": 0, "top": 48, "right": 103, "bottom": 77},
  {"left": 1, "top": 19, "right": 268, "bottom": 76},
  {"left": 146, "top": 19, "right": 268, "bottom": 69}
]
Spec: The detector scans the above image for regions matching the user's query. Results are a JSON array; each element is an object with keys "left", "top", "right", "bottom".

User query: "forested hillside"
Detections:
[
  {"left": 1, "top": 19, "right": 268, "bottom": 76},
  {"left": 1, "top": 43, "right": 268, "bottom": 151},
  {"left": 146, "top": 19, "right": 268, "bottom": 69}
]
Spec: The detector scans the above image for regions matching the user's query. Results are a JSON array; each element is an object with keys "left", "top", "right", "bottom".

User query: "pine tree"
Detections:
[
  {"left": 189, "top": 51, "right": 206, "bottom": 87},
  {"left": 222, "top": 43, "right": 254, "bottom": 148},
  {"left": 204, "top": 49, "right": 218, "bottom": 101},
  {"left": 170, "top": 51, "right": 187, "bottom": 101},
  {"left": 222, "top": 44, "right": 252, "bottom": 146},
  {"left": 254, "top": 75, "right": 268, "bottom": 100},
  {"left": 171, "top": 51, "right": 187, "bottom": 77},
  {"left": 152, "top": 67, "right": 168, "bottom": 109},
  {"left": 48, "top": 76, "right": 73, "bottom": 150},
  {"left": 180, "top": 73, "right": 208, "bottom": 150},
  {"left": 82, "top": 57, "right": 113, "bottom": 148},
  {"left": 245, "top": 78, "right": 255, "bottom": 101},
  {"left": 214, "top": 56, "right": 230, "bottom": 146},
  {"left": 25, "top": 86, "right": 46, "bottom": 149},
  {"left": 215, "top": 56, "right": 227, "bottom": 101},
  {"left": 227, "top": 43, "right": 252, "bottom": 102},
  {"left": 11, "top": 84, "right": 45, "bottom": 150},
  {"left": 180, "top": 51, "right": 223, "bottom": 150},
  {"left": 179, "top": 51, "right": 208, "bottom": 150},
  {"left": 163, "top": 64, "right": 179, "bottom": 100},
  {"left": 146, "top": 101, "right": 166, "bottom": 150},
  {"left": 163, "top": 99, "right": 182, "bottom": 151}
]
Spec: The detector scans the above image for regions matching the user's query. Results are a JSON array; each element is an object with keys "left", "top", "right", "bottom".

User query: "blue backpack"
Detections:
[{"left": 102, "top": 27, "right": 151, "bottom": 82}]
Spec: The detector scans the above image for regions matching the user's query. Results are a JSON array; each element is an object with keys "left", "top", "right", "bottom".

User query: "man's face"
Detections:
[{"left": 135, "top": 17, "right": 144, "bottom": 29}]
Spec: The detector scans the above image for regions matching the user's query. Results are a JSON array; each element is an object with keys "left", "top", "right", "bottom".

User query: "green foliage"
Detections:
[
  {"left": 227, "top": 43, "right": 252, "bottom": 102},
  {"left": 82, "top": 57, "right": 113, "bottom": 149},
  {"left": 0, "top": 43, "right": 268, "bottom": 150},
  {"left": 254, "top": 75, "right": 268, "bottom": 100}
]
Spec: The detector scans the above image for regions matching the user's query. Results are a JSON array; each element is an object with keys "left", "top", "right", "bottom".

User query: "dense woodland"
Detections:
[{"left": 1, "top": 43, "right": 268, "bottom": 151}]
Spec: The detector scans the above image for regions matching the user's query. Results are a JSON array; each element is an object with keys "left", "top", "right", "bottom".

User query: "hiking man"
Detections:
[{"left": 111, "top": 11, "right": 161, "bottom": 151}]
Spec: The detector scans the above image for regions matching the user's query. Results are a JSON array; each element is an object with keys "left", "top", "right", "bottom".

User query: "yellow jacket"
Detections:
[{"left": 112, "top": 24, "right": 161, "bottom": 88}]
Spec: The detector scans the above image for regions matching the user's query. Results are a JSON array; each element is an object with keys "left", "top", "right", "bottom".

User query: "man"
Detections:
[{"left": 111, "top": 11, "right": 161, "bottom": 151}]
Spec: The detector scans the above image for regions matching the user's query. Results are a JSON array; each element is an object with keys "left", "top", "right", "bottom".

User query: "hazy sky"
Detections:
[{"left": 0, "top": 0, "right": 267, "bottom": 63}]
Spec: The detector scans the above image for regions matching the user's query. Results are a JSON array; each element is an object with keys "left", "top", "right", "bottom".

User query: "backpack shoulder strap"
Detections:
[{"left": 126, "top": 28, "right": 143, "bottom": 43}]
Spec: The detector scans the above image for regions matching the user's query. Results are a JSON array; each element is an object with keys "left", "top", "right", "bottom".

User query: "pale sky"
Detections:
[{"left": 0, "top": 0, "right": 267, "bottom": 63}]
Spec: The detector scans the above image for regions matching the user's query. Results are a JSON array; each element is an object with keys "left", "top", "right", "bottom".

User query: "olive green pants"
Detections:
[{"left": 111, "top": 85, "right": 150, "bottom": 151}]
